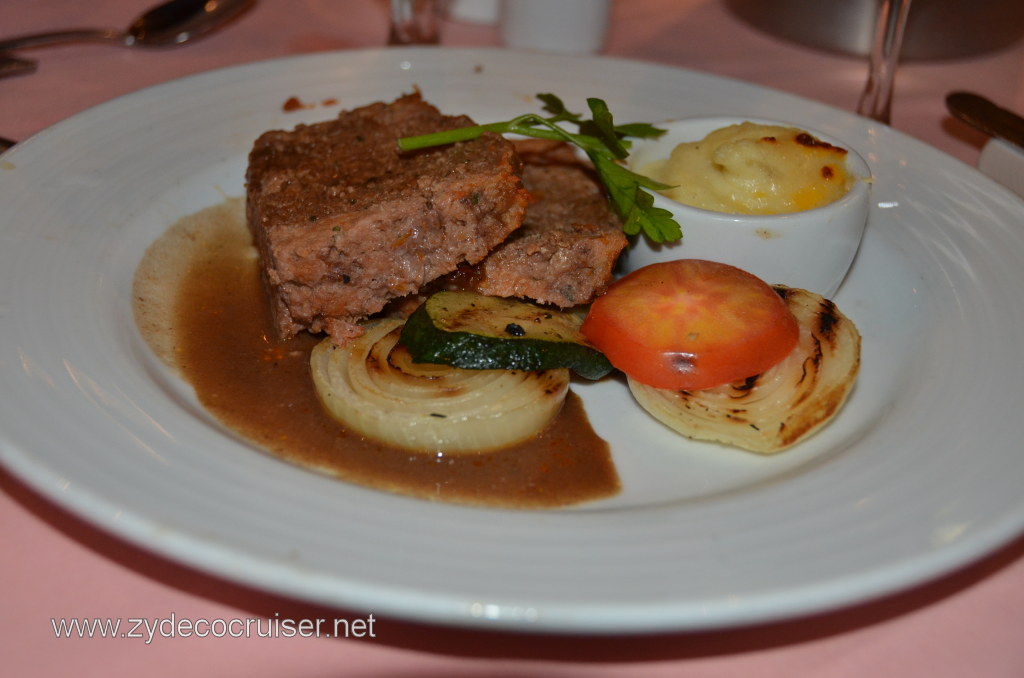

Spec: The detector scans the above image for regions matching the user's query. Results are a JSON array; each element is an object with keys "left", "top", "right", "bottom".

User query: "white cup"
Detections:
[{"left": 500, "top": 0, "right": 611, "bottom": 54}]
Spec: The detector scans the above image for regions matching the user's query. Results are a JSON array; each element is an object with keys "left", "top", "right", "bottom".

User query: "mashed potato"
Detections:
[{"left": 641, "top": 122, "right": 855, "bottom": 215}]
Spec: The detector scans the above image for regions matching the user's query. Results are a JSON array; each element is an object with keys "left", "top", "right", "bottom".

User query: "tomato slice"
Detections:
[{"left": 581, "top": 260, "right": 799, "bottom": 390}]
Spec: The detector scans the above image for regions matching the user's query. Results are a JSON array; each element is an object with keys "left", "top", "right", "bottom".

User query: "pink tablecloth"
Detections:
[{"left": 3, "top": 1, "right": 1024, "bottom": 676}]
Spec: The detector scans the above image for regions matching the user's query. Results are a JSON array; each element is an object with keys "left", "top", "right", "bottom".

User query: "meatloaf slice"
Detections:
[
  {"left": 245, "top": 91, "right": 529, "bottom": 341},
  {"left": 466, "top": 139, "right": 627, "bottom": 307}
]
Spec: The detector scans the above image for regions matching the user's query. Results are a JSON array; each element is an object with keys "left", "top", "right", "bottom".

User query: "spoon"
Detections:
[{"left": 0, "top": 0, "right": 255, "bottom": 52}]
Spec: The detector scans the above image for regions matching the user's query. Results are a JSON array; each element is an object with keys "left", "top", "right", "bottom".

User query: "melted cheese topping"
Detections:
[{"left": 642, "top": 122, "right": 855, "bottom": 215}]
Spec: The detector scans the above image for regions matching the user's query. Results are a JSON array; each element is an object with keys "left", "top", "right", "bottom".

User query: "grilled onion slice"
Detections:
[
  {"left": 310, "top": 318, "right": 570, "bottom": 453},
  {"left": 628, "top": 286, "right": 860, "bottom": 453}
]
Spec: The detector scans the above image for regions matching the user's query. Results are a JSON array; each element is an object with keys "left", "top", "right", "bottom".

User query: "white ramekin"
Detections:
[{"left": 622, "top": 117, "right": 872, "bottom": 298}]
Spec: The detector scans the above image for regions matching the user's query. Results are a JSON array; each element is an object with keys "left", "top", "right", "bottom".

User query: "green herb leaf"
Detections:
[
  {"left": 537, "top": 93, "right": 580, "bottom": 124},
  {"left": 396, "top": 94, "right": 681, "bottom": 244},
  {"left": 584, "top": 98, "right": 628, "bottom": 159},
  {"left": 628, "top": 185, "right": 682, "bottom": 244},
  {"left": 612, "top": 122, "right": 666, "bottom": 139},
  {"left": 589, "top": 154, "right": 680, "bottom": 243}
]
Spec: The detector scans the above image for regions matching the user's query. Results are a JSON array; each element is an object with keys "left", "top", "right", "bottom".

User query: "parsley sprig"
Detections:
[{"left": 396, "top": 94, "right": 682, "bottom": 243}]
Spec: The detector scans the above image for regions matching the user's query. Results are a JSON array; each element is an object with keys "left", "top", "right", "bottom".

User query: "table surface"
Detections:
[{"left": 3, "top": 1, "right": 1024, "bottom": 676}]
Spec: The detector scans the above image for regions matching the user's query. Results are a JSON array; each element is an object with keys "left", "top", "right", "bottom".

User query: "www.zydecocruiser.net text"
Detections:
[{"left": 51, "top": 613, "right": 377, "bottom": 644}]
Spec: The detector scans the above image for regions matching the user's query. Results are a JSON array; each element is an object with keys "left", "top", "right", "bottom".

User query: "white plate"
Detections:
[{"left": 2, "top": 48, "right": 1024, "bottom": 633}]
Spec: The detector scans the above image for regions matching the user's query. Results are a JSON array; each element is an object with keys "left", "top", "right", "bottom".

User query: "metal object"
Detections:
[
  {"left": 725, "top": 0, "right": 1024, "bottom": 61},
  {"left": 0, "top": 55, "right": 37, "bottom": 78},
  {"left": 946, "top": 92, "right": 1024, "bottom": 151},
  {"left": 0, "top": 0, "right": 255, "bottom": 52},
  {"left": 856, "top": 0, "right": 912, "bottom": 124}
]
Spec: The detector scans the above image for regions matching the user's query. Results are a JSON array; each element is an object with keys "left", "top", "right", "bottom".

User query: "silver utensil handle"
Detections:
[{"left": 0, "top": 28, "right": 126, "bottom": 52}]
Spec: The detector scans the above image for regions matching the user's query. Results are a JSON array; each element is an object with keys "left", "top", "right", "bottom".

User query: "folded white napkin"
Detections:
[{"left": 978, "top": 138, "right": 1024, "bottom": 199}]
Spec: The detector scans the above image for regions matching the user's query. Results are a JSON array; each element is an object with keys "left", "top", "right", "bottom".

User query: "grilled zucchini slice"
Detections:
[{"left": 399, "top": 290, "right": 613, "bottom": 380}]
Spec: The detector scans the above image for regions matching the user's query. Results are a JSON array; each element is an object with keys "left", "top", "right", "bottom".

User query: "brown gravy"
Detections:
[{"left": 133, "top": 199, "right": 620, "bottom": 509}]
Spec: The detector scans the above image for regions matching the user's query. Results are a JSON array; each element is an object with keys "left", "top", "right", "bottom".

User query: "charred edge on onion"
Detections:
[{"left": 817, "top": 298, "right": 840, "bottom": 341}]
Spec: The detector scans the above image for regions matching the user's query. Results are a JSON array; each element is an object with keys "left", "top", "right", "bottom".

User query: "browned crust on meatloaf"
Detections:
[
  {"left": 465, "top": 139, "right": 627, "bottom": 307},
  {"left": 245, "top": 91, "right": 529, "bottom": 341}
]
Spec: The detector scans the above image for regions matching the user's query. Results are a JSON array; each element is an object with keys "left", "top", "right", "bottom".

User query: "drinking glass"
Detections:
[
  {"left": 388, "top": 0, "right": 439, "bottom": 45},
  {"left": 857, "top": 0, "right": 914, "bottom": 124}
]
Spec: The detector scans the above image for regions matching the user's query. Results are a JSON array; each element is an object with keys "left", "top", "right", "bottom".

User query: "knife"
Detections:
[
  {"left": 946, "top": 91, "right": 1024, "bottom": 151},
  {"left": 0, "top": 56, "right": 33, "bottom": 150}
]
